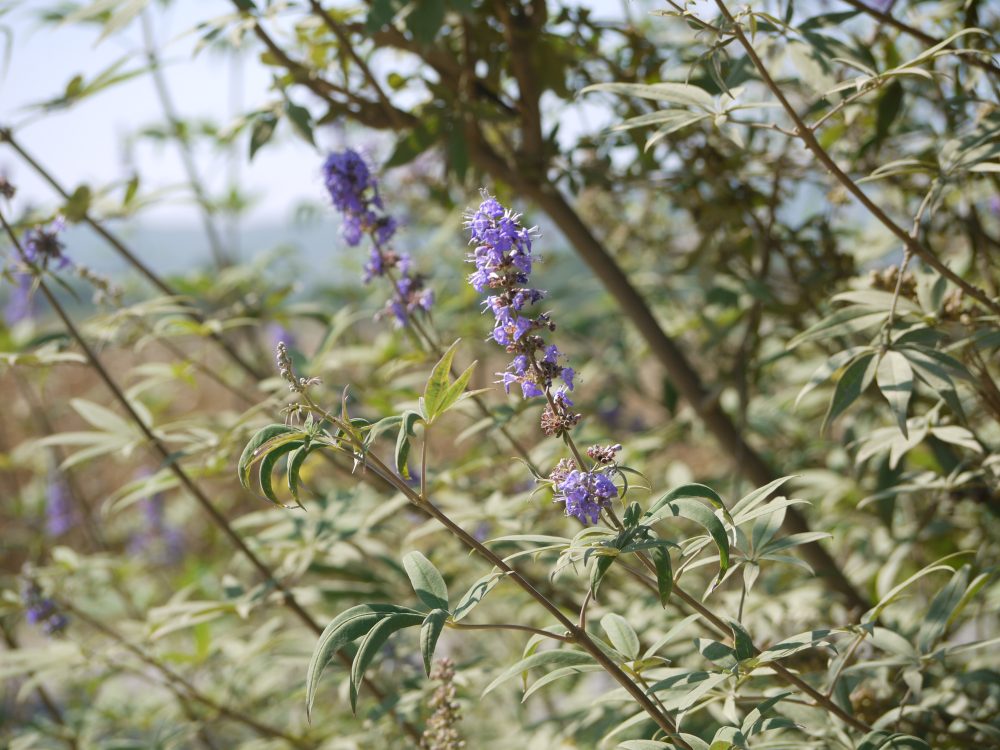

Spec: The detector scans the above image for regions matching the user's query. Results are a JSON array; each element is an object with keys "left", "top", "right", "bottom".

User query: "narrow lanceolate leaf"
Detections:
[
  {"left": 756, "top": 629, "right": 836, "bottom": 664},
  {"left": 601, "top": 613, "right": 640, "bottom": 661},
  {"left": 306, "top": 604, "right": 423, "bottom": 720},
  {"left": 452, "top": 570, "right": 504, "bottom": 622},
  {"left": 422, "top": 339, "right": 461, "bottom": 422},
  {"left": 286, "top": 444, "right": 312, "bottom": 504},
  {"left": 916, "top": 565, "right": 971, "bottom": 653},
  {"left": 823, "top": 352, "right": 877, "bottom": 432},
  {"left": 645, "top": 483, "right": 727, "bottom": 518},
  {"left": 741, "top": 691, "right": 793, "bottom": 736},
  {"left": 650, "top": 544, "right": 673, "bottom": 606},
  {"left": 730, "top": 476, "right": 796, "bottom": 519},
  {"left": 435, "top": 359, "right": 478, "bottom": 418},
  {"left": 258, "top": 439, "right": 304, "bottom": 508},
  {"left": 402, "top": 551, "right": 450, "bottom": 611},
  {"left": 795, "top": 346, "right": 871, "bottom": 409},
  {"left": 645, "top": 497, "right": 730, "bottom": 581},
  {"left": 395, "top": 410, "right": 422, "bottom": 479},
  {"left": 421, "top": 609, "right": 449, "bottom": 675},
  {"left": 728, "top": 620, "right": 755, "bottom": 662},
  {"left": 237, "top": 424, "right": 298, "bottom": 489},
  {"left": 482, "top": 650, "right": 594, "bottom": 696},
  {"left": 350, "top": 614, "right": 422, "bottom": 713},
  {"left": 582, "top": 81, "right": 715, "bottom": 110},
  {"left": 876, "top": 351, "right": 914, "bottom": 438}
]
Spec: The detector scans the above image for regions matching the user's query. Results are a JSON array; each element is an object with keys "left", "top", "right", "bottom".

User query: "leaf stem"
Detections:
[{"left": 449, "top": 621, "right": 573, "bottom": 642}]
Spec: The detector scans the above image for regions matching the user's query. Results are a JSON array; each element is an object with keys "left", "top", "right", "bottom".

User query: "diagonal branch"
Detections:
[{"left": 712, "top": 1, "right": 1000, "bottom": 318}]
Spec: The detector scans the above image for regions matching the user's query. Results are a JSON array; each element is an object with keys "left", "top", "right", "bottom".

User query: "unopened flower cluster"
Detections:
[
  {"left": 322, "top": 150, "right": 432, "bottom": 325},
  {"left": 466, "top": 193, "right": 622, "bottom": 525}
]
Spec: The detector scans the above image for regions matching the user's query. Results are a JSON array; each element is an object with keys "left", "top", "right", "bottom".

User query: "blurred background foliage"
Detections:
[{"left": 0, "top": 0, "right": 998, "bottom": 747}]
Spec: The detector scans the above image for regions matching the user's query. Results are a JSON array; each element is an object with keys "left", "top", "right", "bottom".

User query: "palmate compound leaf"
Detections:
[
  {"left": 306, "top": 604, "right": 423, "bottom": 721},
  {"left": 350, "top": 613, "right": 423, "bottom": 713}
]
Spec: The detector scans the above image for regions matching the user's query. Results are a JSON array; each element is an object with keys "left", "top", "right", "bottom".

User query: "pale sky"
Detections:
[{"left": 0, "top": 0, "right": 631, "bottom": 228}]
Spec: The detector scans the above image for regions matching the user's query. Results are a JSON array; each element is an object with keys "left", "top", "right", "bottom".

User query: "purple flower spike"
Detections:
[{"left": 323, "top": 150, "right": 432, "bottom": 325}]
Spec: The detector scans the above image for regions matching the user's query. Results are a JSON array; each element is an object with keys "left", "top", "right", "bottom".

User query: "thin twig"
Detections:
[{"left": 711, "top": 1, "right": 1000, "bottom": 318}]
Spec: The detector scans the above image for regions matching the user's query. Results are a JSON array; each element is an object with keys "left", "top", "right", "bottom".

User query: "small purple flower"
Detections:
[
  {"left": 24, "top": 218, "right": 69, "bottom": 270},
  {"left": 45, "top": 476, "right": 74, "bottom": 537},
  {"left": 555, "top": 469, "right": 618, "bottom": 525},
  {"left": 20, "top": 578, "right": 68, "bottom": 637}
]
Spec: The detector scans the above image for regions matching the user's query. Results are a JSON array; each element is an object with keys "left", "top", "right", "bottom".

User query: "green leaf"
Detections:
[
  {"left": 788, "top": 308, "right": 887, "bottom": 348},
  {"left": 696, "top": 639, "right": 737, "bottom": 669},
  {"left": 386, "top": 115, "right": 442, "bottom": 167},
  {"left": 238, "top": 424, "right": 296, "bottom": 489},
  {"left": 482, "top": 650, "right": 593, "bottom": 696},
  {"left": 350, "top": 614, "right": 422, "bottom": 713},
  {"left": 645, "top": 497, "right": 730, "bottom": 581},
  {"left": 420, "top": 609, "right": 449, "bottom": 676},
  {"left": 876, "top": 351, "right": 914, "bottom": 438},
  {"left": 618, "top": 742, "right": 674, "bottom": 750},
  {"left": 402, "top": 551, "right": 450, "bottom": 611},
  {"left": 916, "top": 564, "right": 971, "bottom": 653},
  {"left": 864, "top": 551, "right": 973, "bottom": 623},
  {"left": 857, "top": 731, "right": 930, "bottom": 750},
  {"left": 601, "top": 613, "right": 640, "bottom": 661},
  {"left": 728, "top": 620, "right": 755, "bottom": 661},
  {"left": 650, "top": 544, "right": 673, "bottom": 606},
  {"left": 741, "top": 691, "right": 793, "bottom": 736},
  {"left": 645, "top": 483, "right": 727, "bottom": 517},
  {"left": 795, "top": 346, "right": 871, "bottom": 409},
  {"left": 875, "top": 80, "right": 903, "bottom": 145},
  {"left": 452, "top": 570, "right": 504, "bottom": 622},
  {"left": 582, "top": 81, "right": 715, "bottom": 110},
  {"left": 249, "top": 112, "right": 278, "bottom": 160},
  {"left": 283, "top": 101, "right": 315, "bottom": 145},
  {"left": 258, "top": 439, "right": 304, "bottom": 507},
  {"left": 422, "top": 339, "right": 460, "bottom": 422},
  {"left": 405, "top": 0, "right": 445, "bottom": 44},
  {"left": 395, "top": 410, "right": 422, "bottom": 479},
  {"left": 305, "top": 604, "right": 423, "bottom": 720},
  {"left": 730, "top": 476, "right": 795, "bottom": 519},
  {"left": 756, "top": 629, "right": 835, "bottom": 664},
  {"left": 590, "top": 552, "right": 616, "bottom": 596},
  {"left": 437, "top": 360, "right": 477, "bottom": 417},
  {"left": 286, "top": 444, "right": 312, "bottom": 503},
  {"left": 823, "top": 352, "right": 877, "bottom": 432}
]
